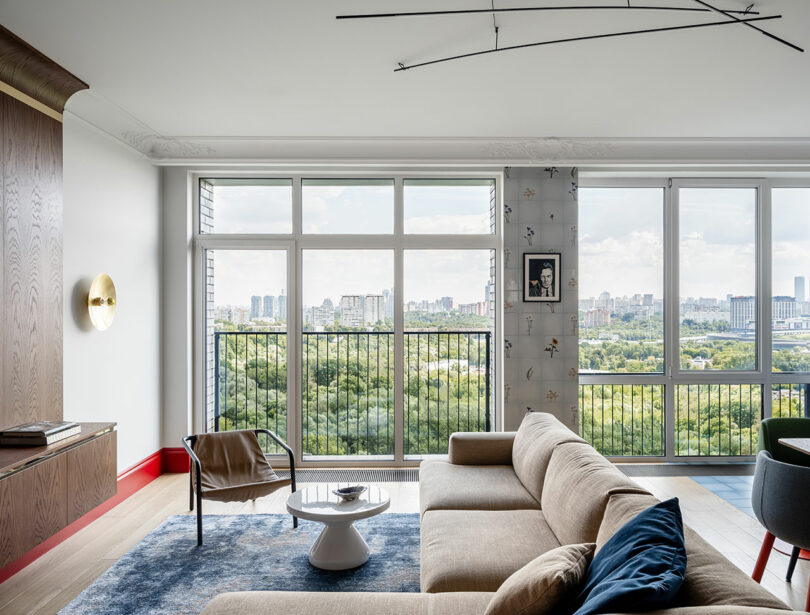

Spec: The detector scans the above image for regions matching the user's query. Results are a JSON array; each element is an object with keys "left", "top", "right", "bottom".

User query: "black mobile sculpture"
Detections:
[{"left": 336, "top": 1, "right": 803, "bottom": 72}]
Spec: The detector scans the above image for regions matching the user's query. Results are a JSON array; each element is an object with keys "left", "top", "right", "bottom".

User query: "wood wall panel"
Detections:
[
  {"left": 67, "top": 432, "right": 117, "bottom": 523},
  {"left": 0, "top": 90, "right": 63, "bottom": 431}
]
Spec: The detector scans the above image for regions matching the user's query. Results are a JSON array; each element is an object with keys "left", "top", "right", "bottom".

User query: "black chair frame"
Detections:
[{"left": 182, "top": 428, "right": 298, "bottom": 546}]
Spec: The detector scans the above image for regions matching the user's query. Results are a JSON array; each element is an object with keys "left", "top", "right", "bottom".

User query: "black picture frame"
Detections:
[{"left": 523, "top": 252, "right": 561, "bottom": 302}]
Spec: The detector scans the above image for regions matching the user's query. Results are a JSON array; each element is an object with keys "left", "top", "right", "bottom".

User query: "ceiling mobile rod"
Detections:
[
  {"left": 337, "top": 5, "right": 760, "bottom": 20},
  {"left": 690, "top": 0, "right": 803, "bottom": 52},
  {"left": 394, "top": 14, "right": 780, "bottom": 71}
]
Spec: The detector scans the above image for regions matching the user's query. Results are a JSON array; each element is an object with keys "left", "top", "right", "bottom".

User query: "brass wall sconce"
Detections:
[{"left": 88, "top": 273, "right": 117, "bottom": 331}]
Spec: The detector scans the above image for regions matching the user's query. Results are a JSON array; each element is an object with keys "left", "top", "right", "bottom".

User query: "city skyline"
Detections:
[
  {"left": 212, "top": 249, "right": 492, "bottom": 310},
  {"left": 222, "top": 287, "right": 490, "bottom": 317}
]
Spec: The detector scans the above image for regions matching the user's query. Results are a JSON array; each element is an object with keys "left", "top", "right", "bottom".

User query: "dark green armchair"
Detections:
[{"left": 758, "top": 417, "right": 810, "bottom": 468}]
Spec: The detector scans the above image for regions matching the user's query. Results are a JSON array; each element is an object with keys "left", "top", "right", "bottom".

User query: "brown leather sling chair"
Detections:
[{"left": 182, "top": 429, "right": 297, "bottom": 545}]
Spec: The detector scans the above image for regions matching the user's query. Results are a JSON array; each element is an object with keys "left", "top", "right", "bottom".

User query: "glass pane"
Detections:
[
  {"left": 301, "top": 250, "right": 394, "bottom": 458},
  {"left": 403, "top": 250, "right": 494, "bottom": 457},
  {"left": 578, "top": 188, "right": 664, "bottom": 374},
  {"left": 674, "top": 384, "right": 761, "bottom": 456},
  {"left": 772, "top": 188, "right": 810, "bottom": 372},
  {"left": 679, "top": 188, "right": 757, "bottom": 371},
  {"left": 302, "top": 179, "right": 394, "bottom": 234},
  {"left": 404, "top": 179, "right": 495, "bottom": 234},
  {"left": 205, "top": 250, "right": 288, "bottom": 454},
  {"left": 200, "top": 178, "right": 292, "bottom": 234}
]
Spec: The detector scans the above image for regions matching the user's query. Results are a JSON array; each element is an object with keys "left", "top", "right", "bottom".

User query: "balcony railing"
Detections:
[
  {"left": 579, "top": 384, "right": 665, "bottom": 457},
  {"left": 772, "top": 383, "right": 810, "bottom": 418},
  {"left": 214, "top": 331, "right": 288, "bottom": 454},
  {"left": 404, "top": 331, "right": 491, "bottom": 456},
  {"left": 674, "top": 384, "right": 761, "bottom": 456},
  {"left": 214, "top": 330, "right": 491, "bottom": 457}
]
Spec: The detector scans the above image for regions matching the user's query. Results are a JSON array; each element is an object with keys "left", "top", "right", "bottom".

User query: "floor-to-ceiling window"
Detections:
[
  {"left": 196, "top": 174, "right": 499, "bottom": 463},
  {"left": 579, "top": 180, "right": 810, "bottom": 460}
]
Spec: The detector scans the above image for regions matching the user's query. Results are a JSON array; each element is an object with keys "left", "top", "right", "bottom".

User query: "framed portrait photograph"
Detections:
[{"left": 523, "top": 253, "right": 561, "bottom": 302}]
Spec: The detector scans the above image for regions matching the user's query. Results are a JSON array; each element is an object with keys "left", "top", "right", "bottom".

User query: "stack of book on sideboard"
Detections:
[{"left": 0, "top": 421, "right": 81, "bottom": 447}]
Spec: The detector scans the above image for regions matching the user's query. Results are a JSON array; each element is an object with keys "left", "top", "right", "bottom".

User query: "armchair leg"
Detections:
[
  {"left": 189, "top": 468, "right": 194, "bottom": 512},
  {"left": 753, "top": 532, "right": 775, "bottom": 583},
  {"left": 293, "top": 515, "right": 298, "bottom": 529},
  {"left": 196, "top": 490, "right": 203, "bottom": 546},
  {"left": 787, "top": 546, "right": 800, "bottom": 582}
]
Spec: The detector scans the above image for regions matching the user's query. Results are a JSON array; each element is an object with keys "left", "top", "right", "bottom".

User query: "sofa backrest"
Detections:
[
  {"left": 597, "top": 492, "right": 791, "bottom": 612},
  {"left": 540, "top": 441, "right": 649, "bottom": 545},
  {"left": 512, "top": 412, "right": 586, "bottom": 503}
]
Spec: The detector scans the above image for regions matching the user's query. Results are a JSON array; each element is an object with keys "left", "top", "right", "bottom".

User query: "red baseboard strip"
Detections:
[
  {"left": 162, "top": 446, "right": 190, "bottom": 473},
  {"left": 0, "top": 447, "right": 187, "bottom": 584}
]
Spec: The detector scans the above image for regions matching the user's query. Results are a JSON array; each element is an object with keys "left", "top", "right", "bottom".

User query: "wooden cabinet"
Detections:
[
  {"left": 0, "top": 425, "right": 116, "bottom": 569},
  {"left": 67, "top": 431, "right": 117, "bottom": 524}
]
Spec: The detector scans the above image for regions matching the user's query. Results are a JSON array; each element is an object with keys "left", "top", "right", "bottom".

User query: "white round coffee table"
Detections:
[{"left": 286, "top": 484, "right": 390, "bottom": 570}]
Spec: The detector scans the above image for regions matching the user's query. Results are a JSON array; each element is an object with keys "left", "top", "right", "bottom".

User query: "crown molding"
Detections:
[
  {"left": 0, "top": 25, "right": 87, "bottom": 118},
  {"left": 64, "top": 89, "right": 810, "bottom": 168}
]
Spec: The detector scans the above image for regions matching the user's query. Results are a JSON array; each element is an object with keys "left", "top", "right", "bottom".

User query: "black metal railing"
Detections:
[
  {"left": 674, "top": 384, "right": 761, "bottom": 456},
  {"left": 214, "top": 331, "right": 288, "bottom": 454},
  {"left": 404, "top": 331, "right": 491, "bottom": 456},
  {"left": 301, "top": 332, "right": 395, "bottom": 457},
  {"left": 772, "top": 383, "right": 810, "bottom": 418},
  {"left": 214, "top": 330, "right": 492, "bottom": 457},
  {"left": 578, "top": 384, "right": 665, "bottom": 456}
]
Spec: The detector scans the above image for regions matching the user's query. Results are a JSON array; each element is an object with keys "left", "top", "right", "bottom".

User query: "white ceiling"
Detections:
[{"left": 2, "top": 0, "right": 809, "bottom": 158}]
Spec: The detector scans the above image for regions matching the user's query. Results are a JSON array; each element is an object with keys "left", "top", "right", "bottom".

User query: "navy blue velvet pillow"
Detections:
[{"left": 571, "top": 497, "right": 687, "bottom": 615}]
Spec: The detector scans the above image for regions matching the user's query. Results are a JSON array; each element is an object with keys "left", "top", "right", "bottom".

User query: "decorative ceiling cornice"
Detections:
[{"left": 64, "top": 90, "right": 810, "bottom": 168}]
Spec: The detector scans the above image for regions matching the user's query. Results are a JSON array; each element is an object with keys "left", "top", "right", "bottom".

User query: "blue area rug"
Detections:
[
  {"left": 59, "top": 514, "right": 420, "bottom": 615},
  {"left": 691, "top": 475, "right": 754, "bottom": 518}
]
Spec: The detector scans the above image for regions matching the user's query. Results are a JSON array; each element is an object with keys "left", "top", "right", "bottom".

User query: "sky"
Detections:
[
  {"left": 209, "top": 180, "right": 493, "bottom": 308},
  {"left": 578, "top": 187, "right": 810, "bottom": 301},
  {"left": 210, "top": 184, "right": 810, "bottom": 309}
]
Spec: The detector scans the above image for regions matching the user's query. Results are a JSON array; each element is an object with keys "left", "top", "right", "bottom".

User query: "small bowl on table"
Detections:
[{"left": 332, "top": 485, "right": 367, "bottom": 502}]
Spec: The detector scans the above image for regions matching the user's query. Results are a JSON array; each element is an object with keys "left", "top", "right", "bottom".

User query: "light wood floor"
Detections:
[{"left": 0, "top": 473, "right": 806, "bottom": 614}]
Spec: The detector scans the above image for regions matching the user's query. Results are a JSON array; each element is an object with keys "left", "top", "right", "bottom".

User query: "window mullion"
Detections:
[
  {"left": 393, "top": 177, "right": 405, "bottom": 462},
  {"left": 760, "top": 181, "right": 773, "bottom": 418},
  {"left": 665, "top": 180, "right": 677, "bottom": 459}
]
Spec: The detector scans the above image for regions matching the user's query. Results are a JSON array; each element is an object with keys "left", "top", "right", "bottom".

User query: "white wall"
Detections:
[{"left": 62, "top": 115, "right": 162, "bottom": 472}]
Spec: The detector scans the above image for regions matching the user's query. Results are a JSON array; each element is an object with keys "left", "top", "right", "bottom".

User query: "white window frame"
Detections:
[
  {"left": 192, "top": 171, "right": 503, "bottom": 467},
  {"left": 579, "top": 177, "right": 810, "bottom": 462}
]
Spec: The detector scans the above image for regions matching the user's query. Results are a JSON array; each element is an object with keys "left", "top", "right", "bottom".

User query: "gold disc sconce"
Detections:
[{"left": 88, "top": 273, "right": 117, "bottom": 331}]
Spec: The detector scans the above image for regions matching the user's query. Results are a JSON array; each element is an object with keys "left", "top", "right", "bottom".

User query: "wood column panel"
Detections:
[
  {"left": 0, "top": 455, "right": 68, "bottom": 568},
  {"left": 0, "top": 91, "right": 63, "bottom": 431},
  {"left": 67, "top": 431, "right": 117, "bottom": 524}
]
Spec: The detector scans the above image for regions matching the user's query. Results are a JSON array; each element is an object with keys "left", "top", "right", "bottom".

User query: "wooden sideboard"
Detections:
[{"left": 0, "top": 423, "right": 116, "bottom": 568}]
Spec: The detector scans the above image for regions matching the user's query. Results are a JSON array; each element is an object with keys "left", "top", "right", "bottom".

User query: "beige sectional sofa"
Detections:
[{"left": 202, "top": 412, "right": 801, "bottom": 615}]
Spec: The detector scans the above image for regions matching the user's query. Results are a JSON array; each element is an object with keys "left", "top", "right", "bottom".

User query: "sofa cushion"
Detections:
[
  {"left": 572, "top": 498, "right": 687, "bottom": 615},
  {"left": 200, "top": 591, "right": 494, "bottom": 615},
  {"left": 512, "top": 413, "right": 586, "bottom": 503},
  {"left": 597, "top": 493, "right": 791, "bottom": 612},
  {"left": 448, "top": 431, "right": 516, "bottom": 465},
  {"left": 484, "top": 543, "right": 595, "bottom": 615},
  {"left": 421, "top": 509, "right": 562, "bottom": 593},
  {"left": 541, "top": 442, "right": 649, "bottom": 545},
  {"left": 420, "top": 458, "right": 539, "bottom": 515}
]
